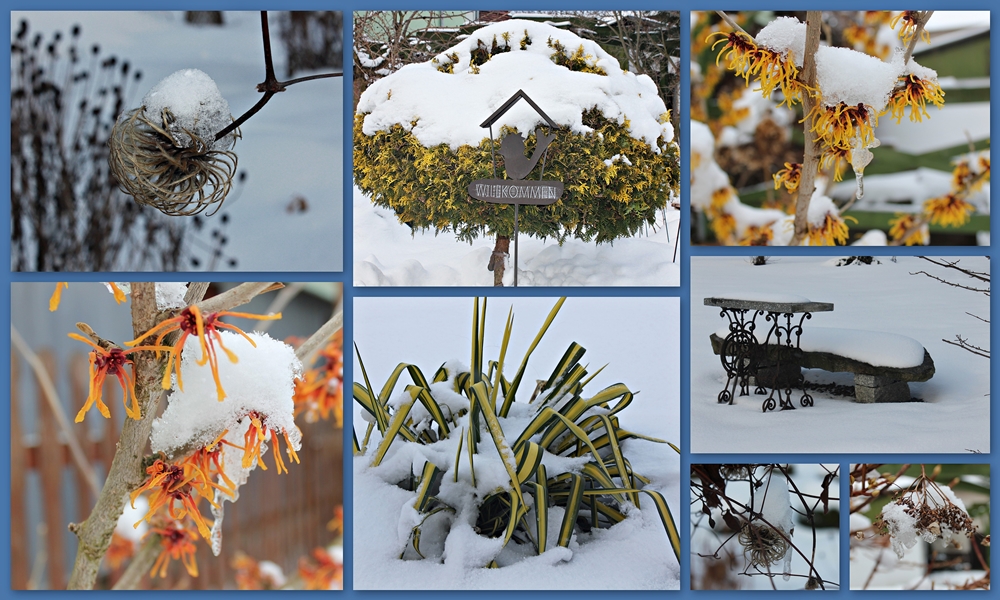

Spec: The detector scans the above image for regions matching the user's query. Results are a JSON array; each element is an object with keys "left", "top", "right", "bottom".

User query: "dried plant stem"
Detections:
[
  {"left": 67, "top": 283, "right": 164, "bottom": 590},
  {"left": 790, "top": 12, "right": 823, "bottom": 246},
  {"left": 10, "top": 325, "right": 101, "bottom": 499}
]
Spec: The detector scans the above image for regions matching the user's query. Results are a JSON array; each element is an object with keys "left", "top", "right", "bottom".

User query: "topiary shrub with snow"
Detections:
[
  {"left": 353, "top": 298, "right": 681, "bottom": 570},
  {"left": 354, "top": 20, "right": 678, "bottom": 268}
]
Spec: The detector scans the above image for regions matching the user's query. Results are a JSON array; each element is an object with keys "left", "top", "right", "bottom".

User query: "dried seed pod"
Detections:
[
  {"left": 738, "top": 522, "right": 790, "bottom": 568},
  {"left": 109, "top": 69, "right": 239, "bottom": 216}
]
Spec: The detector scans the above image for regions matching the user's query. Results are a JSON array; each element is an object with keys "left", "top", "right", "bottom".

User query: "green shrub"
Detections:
[{"left": 353, "top": 298, "right": 680, "bottom": 566}]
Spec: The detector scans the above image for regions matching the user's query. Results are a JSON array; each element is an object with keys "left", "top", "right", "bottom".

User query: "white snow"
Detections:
[
  {"left": 830, "top": 167, "right": 991, "bottom": 216},
  {"left": 353, "top": 187, "right": 680, "bottom": 286},
  {"left": 353, "top": 297, "right": 680, "bottom": 589},
  {"left": 692, "top": 256, "right": 990, "bottom": 453},
  {"left": 814, "top": 45, "right": 900, "bottom": 110},
  {"left": 755, "top": 17, "right": 807, "bottom": 67},
  {"left": 357, "top": 20, "right": 672, "bottom": 153},
  {"left": 875, "top": 101, "right": 990, "bottom": 154},
  {"left": 151, "top": 331, "right": 302, "bottom": 456},
  {"left": 880, "top": 483, "right": 969, "bottom": 559},
  {"left": 155, "top": 282, "right": 188, "bottom": 310},
  {"left": 713, "top": 325, "right": 926, "bottom": 369},
  {"left": 753, "top": 470, "right": 794, "bottom": 579},
  {"left": 140, "top": 68, "right": 237, "bottom": 150}
]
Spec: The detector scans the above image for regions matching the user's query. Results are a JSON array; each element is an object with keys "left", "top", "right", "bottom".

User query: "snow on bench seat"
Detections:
[
  {"left": 714, "top": 326, "right": 927, "bottom": 369},
  {"left": 709, "top": 327, "right": 935, "bottom": 403}
]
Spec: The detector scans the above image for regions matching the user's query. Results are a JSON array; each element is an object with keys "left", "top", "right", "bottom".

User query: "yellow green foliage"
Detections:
[{"left": 354, "top": 109, "right": 678, "bottom": 243}]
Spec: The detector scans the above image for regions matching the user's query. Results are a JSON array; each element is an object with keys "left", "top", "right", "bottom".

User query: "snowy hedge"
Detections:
[{"left": 354, "top": 20, "right": 678, "bottom": 244}]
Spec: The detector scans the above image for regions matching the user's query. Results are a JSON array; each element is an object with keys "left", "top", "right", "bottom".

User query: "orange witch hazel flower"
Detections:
[
  {"left": 49, "top": 282, "right": 127, "bottom": 312},
  {"left": 150, "top": 520, "right": 200, "bottom": 578},
  {"left": 242, "top": 411, "right": 300, "bottom": 474},
  {"left": 68, "top": 333, "right": 170, "bottom": 422},
  {"left": 130, "top": 458, "right": 216, "bottom": 539},
  {"left": 299, "top": 547, "right": 343, "bottom": 590},
  {"left": 127, "top": 305, "right": 282, "bottom": 401},
  {"left": 293, "top": 330, "right": 344, "bottom": 426}
]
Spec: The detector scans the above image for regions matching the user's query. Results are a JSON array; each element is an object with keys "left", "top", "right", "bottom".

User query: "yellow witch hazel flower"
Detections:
[
  {"left": 924, "top": 194, "right": 975, "bottom": 228},
  {"left": 890, "top": 11, "right": 931, "bottom": 46},
  {"left": 803, "top": 189, "right": 853, "bottom": 246},
  {"left": 888, "top": 62, "right": 945, "bottom": 124},
  {"left": 888, "top": 213, "right": 930, "bottom": 245}
]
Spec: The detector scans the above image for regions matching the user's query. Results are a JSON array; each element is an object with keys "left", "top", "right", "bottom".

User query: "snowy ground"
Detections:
[
  {"left": 353, "top": 187, "right": 681, "bottom": 286},
  {"left": 12, "top": 11, "right": 343, "bottom": 271},
  {"left": 691, "top": 464, "right": 839, "bottom": 591},
  {"left": 352, "top": 297, "right": 680, "bottom": 589},
  {"left": 691, "top": 256, "right": 990, "bottom": 454}
]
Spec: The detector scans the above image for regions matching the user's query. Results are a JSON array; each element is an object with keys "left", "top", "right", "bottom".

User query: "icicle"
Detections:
[{"left": 850, "top": 136, "right": 879, "bottom": 200}]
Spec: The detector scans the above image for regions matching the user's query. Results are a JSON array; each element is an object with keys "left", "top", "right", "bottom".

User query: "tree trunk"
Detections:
[{"left": 488, "top": 235, "right": 510, "bottom": 287}]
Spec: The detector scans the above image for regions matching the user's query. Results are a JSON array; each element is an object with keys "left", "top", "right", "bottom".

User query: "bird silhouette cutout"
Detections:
[{"left": 499, "top": 128, "right": 555, "bottom": 180}]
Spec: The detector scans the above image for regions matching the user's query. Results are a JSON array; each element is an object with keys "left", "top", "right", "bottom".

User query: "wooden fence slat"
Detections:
[
  {"left": 11, "top": 355, "right": 30, "bottom": 589},
  {"left": 37, "top": 351, "right": 66, "bottom": 589},
  {"left": 68, "top": 353, "right": 94, "bottom": 522}
]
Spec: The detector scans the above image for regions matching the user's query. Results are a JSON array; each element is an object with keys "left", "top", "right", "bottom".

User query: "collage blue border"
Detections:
[{"left": 1, "top": 2, "right": 996, "bottom": 596}]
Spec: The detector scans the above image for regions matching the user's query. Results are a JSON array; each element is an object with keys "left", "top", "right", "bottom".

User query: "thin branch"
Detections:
[
  {"left": 214, "top": 11, "right": 341, "bottom": 141},
  {"left": 942, "top": 336, "right": 990, "bottom": 358},
  {"left": 10, "top": 325, "right": 102, "bottom": 499},
  {"left": 918, "top": 256, "right": 991, "bottom": 284},
  {"left": 195, "top": 282, "right": 280, "bottom": 314},
  {"left": 901, "top": 11, "right": 934, "bottom": 65},
  {"left": 296, "top": 311, "right": 344, "bottom": 365},
  {"left": 256, "top": 282, "right": 306, "bottom": 333},
  {"left": 790, "top": 12, "right": 823, "bottom": 246},
  {"left": 715, "top": 11, "right": 750, "bottom": 37},
  {"left": 111, "top": 534, "right": 160, "bottom": 590},
  {"left": 67, "top": 283, "right": 164, "bottom": 589}
]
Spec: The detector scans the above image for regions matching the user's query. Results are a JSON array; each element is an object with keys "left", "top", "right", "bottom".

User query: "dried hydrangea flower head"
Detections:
[
  {"left": 876, "top": 476, "right": 976, "bottom": 559},
  {"left": 109, "top": 69, "right": 239, "bottom": 216}
]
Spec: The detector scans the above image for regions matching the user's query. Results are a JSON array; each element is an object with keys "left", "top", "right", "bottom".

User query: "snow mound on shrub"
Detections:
[{"left": 357, "top": 20, "right": 672, "bottom": 152}]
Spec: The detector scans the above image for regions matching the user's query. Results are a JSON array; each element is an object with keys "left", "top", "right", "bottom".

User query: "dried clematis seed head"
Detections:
[{"left": 109, "top": 69, "right": 240, "bottom": 216}]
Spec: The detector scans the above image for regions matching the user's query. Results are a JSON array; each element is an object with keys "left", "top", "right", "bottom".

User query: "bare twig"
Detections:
[
  {"left": 942, "top": 336, "right": 990, "bottom": 358},
  {"left": 256, "top": 282, "right": 306, "bottom": 333},
  {"left": 67, "top": 283, "right": 165, "bottom": 589},
  {"left": 214, "top": 11, "right": 341, "bottom": 141},
  {"left": 901, "top": 11, "right": 934, "bottom": 65},
  {"left": 111, "top": 534, "right": 160, "bottom": 590},
  {"left": 790, "top": 12, "right": 823, "bottom": 246},
  {"left": 296, "top": 311, "right": 344, "bottom": 365},
  {"left": 917, "top": 256, "right": 990, "bottom": 285},
  {"left": 715, "top": 11, "right": 750, "bottom": 37},
  {"left": 10, "top": 325, "right": 102, "bottom": 499},
  {"left": 195, "top": 281, "right": 280, "bottom": 314}
]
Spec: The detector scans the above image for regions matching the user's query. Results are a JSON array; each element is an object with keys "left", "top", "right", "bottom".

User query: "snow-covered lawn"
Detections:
[
  {"left": 691, "top": 256, "right": 990, "bottom": 453},
  {"left": 352, "top": 297, "right": 680, "bottom": 588},
  {"left": 353, "top": 187, "right": 680, "bottom": 286}
]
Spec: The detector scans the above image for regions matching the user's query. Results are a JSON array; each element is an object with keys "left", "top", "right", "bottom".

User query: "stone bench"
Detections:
[{"left": 710, "top": 327, "right": 935, "bottom": 403}]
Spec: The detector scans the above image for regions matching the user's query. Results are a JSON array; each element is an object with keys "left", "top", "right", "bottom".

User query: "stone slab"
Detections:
[{"left": 705, "top": 297, "right": 835, "bottom": 314}]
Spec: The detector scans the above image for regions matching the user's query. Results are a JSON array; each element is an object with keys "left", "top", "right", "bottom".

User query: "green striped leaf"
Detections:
[
  {"left": 488, "top": 307, "right": 514, "bottom": 413},
  {"left": 499, "top": 297, "right": 567, "bottom": 417},
  {"left": 414, "top": 461, "right": 443, "bottom": 512},
  {"left": 371, "top": 395, "right": 419, "bottom": 467},
  {"left": 533, "top": 464, "right": 549, "bottom": 553},
  {"left": 406, "top": 385, "right": 452, "bottom": 437},
  {"left": 640, "top": 489, "right": 681, "bottom": 563},
  {"left": 469, "top": 381, "right": 526, "bottom": 510},
  {"left": 557, "top": 473, "right": 585, "bottom": 547},
  {"left": 514, "top": 441, "right": 544, "bottom": 484}
]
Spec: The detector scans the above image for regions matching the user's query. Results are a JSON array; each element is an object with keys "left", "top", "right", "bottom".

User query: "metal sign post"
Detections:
[{"left": 469, "top": 90, "right": 564, "bottom": 287}]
